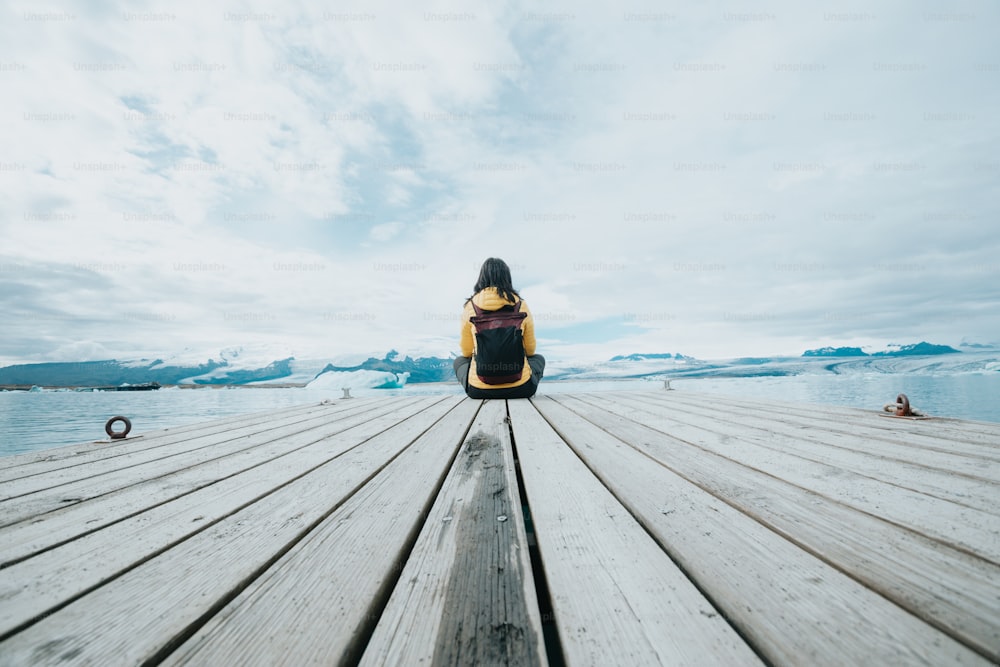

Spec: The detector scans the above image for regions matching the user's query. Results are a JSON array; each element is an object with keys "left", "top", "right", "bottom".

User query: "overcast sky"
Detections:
[{"left": 1, "top": 0, "right": 998, "bottom": 366}]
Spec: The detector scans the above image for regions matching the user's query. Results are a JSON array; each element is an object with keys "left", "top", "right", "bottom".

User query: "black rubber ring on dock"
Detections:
[{"left": 105, "top": 416, "right": 132, "bottom": 439}]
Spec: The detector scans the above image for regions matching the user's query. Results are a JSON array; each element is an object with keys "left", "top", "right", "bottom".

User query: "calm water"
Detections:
[{"left": 1, "top": 373, "right": 997, "bottom": 458}]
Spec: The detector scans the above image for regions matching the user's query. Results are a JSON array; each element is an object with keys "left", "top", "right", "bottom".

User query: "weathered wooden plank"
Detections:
[
  {"left": 568, "top": 393, "right": 1000, "bottom": 563},
  {"left": 551, "top": 394, "right": 1000, "bottom": 661},
  {"left": 649, "top": 387, "right": 1000, "bottom": 456},
  {"left": 670, "top": 389, "right": 1000, "bottom": 442},
  {"left": 0, "top": 399, "right": 429, "bottom": 565},
  {"left": 158, "top": 398, "right": 484, "bottom": 667},
  {"left": 634, "top": 391, "right": 1000, "bottom": 480},
  {"left": 0, "top": 397, "right": 427, "bottom": 527},
  {"left": 0, "top": 396, "right": 400, "bottom": 499},
  {"left": 506, "top": 399, "right": 762, "bottom": 666},
  {"left": 0, "top": 396, "right": 457, "bottom": 640},
  {"left": 0, "top": 400, "right": 346, "bottom": 480},
  {"left": 0, "top": 397, "right": 444, "bottom": 567},
  {"left": 534, "top": 395, "right": 995, "bottom": 666},
  {"left": 359, "top": 399, "right": 546, "bottom": 667},
  {"left": 0, "top": 397, "right": 467, "bottom": 664},
  {"left": 0, "top": 400, "right": 360, "bottom": 494},
  {"left": 594, "top": 392, "right": 1000, "bottom": 514},
  {"left": 643, "top": 391, "right": 1000, "bottom": 461}
]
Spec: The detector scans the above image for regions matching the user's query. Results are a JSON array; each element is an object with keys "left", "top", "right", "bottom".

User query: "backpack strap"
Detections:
[{"left": 470, "top": 299, "right": 521, "bottom": 318}]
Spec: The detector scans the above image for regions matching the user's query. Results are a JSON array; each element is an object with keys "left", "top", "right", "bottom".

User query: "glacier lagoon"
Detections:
[{"left": 1, "top": 367, "right": 998, "bottom": 458}]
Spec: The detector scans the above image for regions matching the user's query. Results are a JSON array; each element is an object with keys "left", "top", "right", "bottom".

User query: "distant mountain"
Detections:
[
  {"left": 871, "top": 342, "right": 961, "bottom": 356},
  {"left": 803, "top": 342, "right": 960, "bottom": 358},
  {"left": 0, "top": 350, "right": 454, "bottom": 388},
  {"left": 0, "top": 359, "right": 225, "bottom": 387},
  {"left": 0, "top": 341, "right": 977, "bottom": 389},
  {"left": 0, "top": 355, "right": 296, "bottom": 388}
]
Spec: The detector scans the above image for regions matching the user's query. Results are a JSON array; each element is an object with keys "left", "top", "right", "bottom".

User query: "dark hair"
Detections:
[{"left": 467, "top": 257, "right": 521, "bottom": 304}]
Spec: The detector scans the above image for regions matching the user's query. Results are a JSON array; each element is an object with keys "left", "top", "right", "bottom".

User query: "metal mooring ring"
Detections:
[
  {"left": 895, "top": 393, "right": 911, "bottom": 417},
  {"left": 105, "top": 416, "right": 132, "bottom": 439}
]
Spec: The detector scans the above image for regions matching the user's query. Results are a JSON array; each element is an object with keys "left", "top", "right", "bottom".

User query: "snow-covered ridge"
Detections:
[
  {"left": 307, "top": 370, "right": 409, "bottom": 390},
  {"left": 802, "top": 342, "right": 963, "bottom": 357},
  {"left": 1, "top": 343, "right": 997, "bottom": 388}
]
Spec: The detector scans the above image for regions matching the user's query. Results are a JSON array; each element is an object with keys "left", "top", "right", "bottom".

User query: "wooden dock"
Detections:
[{"left": 0, "top": 390, "right": 997, "bottom": 666}]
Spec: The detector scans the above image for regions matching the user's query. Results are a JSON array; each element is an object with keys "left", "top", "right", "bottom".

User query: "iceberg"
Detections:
[{"left": 306, "top": 369, "right": 410, "bottom": 390}]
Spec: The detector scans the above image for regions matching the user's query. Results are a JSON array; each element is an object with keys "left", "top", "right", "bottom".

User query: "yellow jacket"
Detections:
[{"left": 460, "top": 287, "right": 536, "bottom": 389}]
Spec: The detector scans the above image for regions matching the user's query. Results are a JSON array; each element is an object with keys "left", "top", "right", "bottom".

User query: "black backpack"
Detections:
[{"left": 470, "top": 301, "right": 528, "bottom": 384}]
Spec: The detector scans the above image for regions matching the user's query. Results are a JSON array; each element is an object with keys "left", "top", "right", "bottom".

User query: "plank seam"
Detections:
[
  {"left": 557, "top": 394, "right": 1000, "bottom": 567},
  {"left": 0, "top": 398, "right": 456, "bottom": 643},
  {"left": 0, "top": 402, "right": 337, "bottom": 474},
  {"left": 0, "top": 398, "right": 429, "bottom": 528},
  {"left": 0, "top": 400, "right": 417, "bottom": 569},
  {"left": 339, "top": 398, "right": 485, "bottom": 666},
  {"left": 629, "top": 391, "right": 1000, "bottom": 468},
  {"left": 0, "top": 399, "right": 410, "bottom": 497},
  {"left": 581, "top": 393, "right": 1000, "bottom": 507},
  {"left": 646, "top": 391, "right": 1000, "bottom": 455},
  {"left": 0, "top": 402, "right": 351, "bottom": 478},
  {"left": 142, "top": 396, "right": 472, "bottom": 666},
  {"left": 507, "top": 400, "right": 566, "bottom": 667},
  {"left": 545, "top": 395, "right": 1000, "bottom": 661},
  {"left": 526, "top": 396, "right": 775, "bottom": 667},
  {"left": 0, "top": 399, "right": 442, "bottom": 565}
]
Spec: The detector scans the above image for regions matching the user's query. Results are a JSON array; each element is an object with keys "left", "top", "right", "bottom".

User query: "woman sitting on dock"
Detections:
[{"left": 453, "top": 258, "right": 545, "bottom": 399}]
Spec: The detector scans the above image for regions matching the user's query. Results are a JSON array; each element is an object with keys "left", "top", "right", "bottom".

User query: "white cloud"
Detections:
[
  {"left": 1, "top": 0, "right": 998, "bottom": 366},
  {"left": 46, "top": 340, "right": 114, "bottom": 362},
  {"left": 368, "top": 221, "right": 405, "bottom": 242}
]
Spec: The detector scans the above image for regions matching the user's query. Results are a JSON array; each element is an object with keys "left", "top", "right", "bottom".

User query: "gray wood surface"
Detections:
[
  {"left": 0, "top": 398, "right": 430, "bottom": 564},
  {"left": 162, "top": 397, "right": 478, "bottom": 666},
  {"left": 648, "top": 390, "right": 1000, "bottom": 460},
  {"left": 360, "top": 399, "right": 547, "bottom": 666},
  {"left": 0, "top": 396, "right": 404, "bottom": 501},
  {"left": 568, "top": 392, "right": 1000, "bottom": 564},
  {"left": 507, "top": 399, "right": 762, "bottom": 666},
  {"left": 647, "top": 390, "right": 1000, "bottom": 470},
  {"left": 0, "top": 397, "right": 424, "bottom": 527},
  {"left": 535, "top": 394, "right": 995, "bottom": 666},
  {"left": 0, "top": 400, "right": 349, "bottom": 481},
  {"left": 563, "top": 392, "right": 1000, "bottom": 659},
  {"left": 0, "top": 396, "right": 456, "bottom": 664},
  {"left": 1, "top": 389, "right": 996, "bottom": 666}
]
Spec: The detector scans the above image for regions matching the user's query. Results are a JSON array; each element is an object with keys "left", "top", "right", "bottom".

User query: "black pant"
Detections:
[{"left": 453, "top": 355, "right": 545, "bottom": 399}]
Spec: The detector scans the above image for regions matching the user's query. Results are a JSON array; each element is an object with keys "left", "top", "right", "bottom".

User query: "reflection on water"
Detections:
[{"left": 1, "top": 372, "right": 997, "bottom": 458}]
